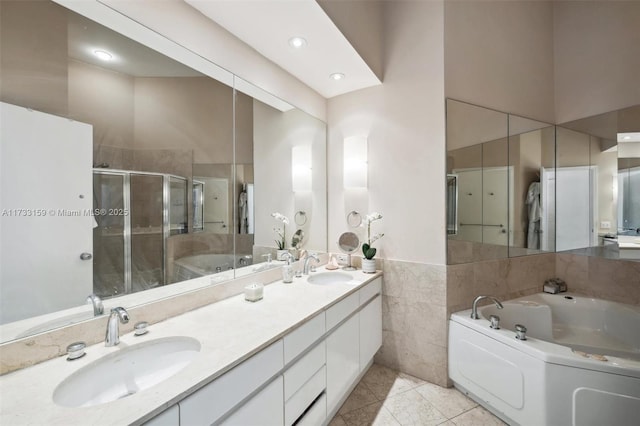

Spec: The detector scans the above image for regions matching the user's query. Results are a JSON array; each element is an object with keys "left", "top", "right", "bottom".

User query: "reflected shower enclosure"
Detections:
[{"left": 93, "top": 170, "right": 187, "bottom": 299}]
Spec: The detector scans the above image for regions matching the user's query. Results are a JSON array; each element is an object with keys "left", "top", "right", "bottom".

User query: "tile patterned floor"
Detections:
[{"left": 329, "top": 364, "right": 506, "bottom": 426}]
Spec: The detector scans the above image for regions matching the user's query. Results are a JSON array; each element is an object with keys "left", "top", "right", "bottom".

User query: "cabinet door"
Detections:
[
  {"left": 143, "top": 405, "right": 179, "bottom": 426},
  {"left": 359, "top": 295, "right": 382, "bottom": 370},
  {"left": 326, "top": 314, "right": 359, "bottom": 413},
  {"left": 221, "top": 376, "right": 284, "bottom": 426}
]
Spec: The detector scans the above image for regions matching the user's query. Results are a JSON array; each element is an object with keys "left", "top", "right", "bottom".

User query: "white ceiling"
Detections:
[{"left": 184, "top": 0, "right": 381, "bottom": 99}]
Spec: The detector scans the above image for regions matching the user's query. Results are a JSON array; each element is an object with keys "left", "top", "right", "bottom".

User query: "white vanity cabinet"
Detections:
[
  {"left": 145, "top": 277, "right": 382, "bottom": 426},
  {"left": 326, "top": 313, "right": 360, "bottom": 411},
  {"left": 178, "top": 341, "right": 284, "bottom": 425},
  {"left": 326, "top": 277, "right": 382, "bottom": 416},
  {"left": 221, "top": 376, "right": 284, "bottom": 426},
  {"left": 359, "top": 294, "right": 382, "bottom": 369}
]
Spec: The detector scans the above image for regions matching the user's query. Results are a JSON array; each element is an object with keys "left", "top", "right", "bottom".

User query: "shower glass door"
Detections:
[
  {"left": 130, "top": 173, "right": 164, "bottom": 291},
  {"left": 93, "top": 172, "right": 126, "bottom": 298}
]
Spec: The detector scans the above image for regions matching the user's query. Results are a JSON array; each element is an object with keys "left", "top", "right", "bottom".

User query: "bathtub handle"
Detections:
[
  {"left": 489, "top": 315, "right": 500, "bottom": 329},
  {"left": 515, "top": 324, "right": 527, "bottom": 341}
]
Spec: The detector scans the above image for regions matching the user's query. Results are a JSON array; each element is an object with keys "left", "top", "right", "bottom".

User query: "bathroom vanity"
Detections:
[{"left": 0, "top": 269, "right": 382, "bottom": 425}]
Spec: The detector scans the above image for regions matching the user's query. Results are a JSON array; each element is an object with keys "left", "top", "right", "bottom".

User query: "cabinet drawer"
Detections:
[
  {"left": 297, "top": 393, "right": 327, "bottom": 426},
  {"left": 359, "top": 277, "right": 382, "bottom": 305},
  {"left": 326, "top": 292, "right": 359, "bottom": 331},
  {"left": 285, "top": 365, "right": 326, "bottom": 426},
  {"left": 284, "top": 340, "right": 326, "bottom": 400},
  {"left": 284, "top": 312, "right": 325, "bottom": 364},
  {"left": 179, "top": 340, "right": 283, "bottom": 425}
]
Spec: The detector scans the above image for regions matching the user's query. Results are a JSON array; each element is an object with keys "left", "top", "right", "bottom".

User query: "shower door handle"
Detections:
[{"left": 80, "top": 252, "right": 93, "bottom": 261}]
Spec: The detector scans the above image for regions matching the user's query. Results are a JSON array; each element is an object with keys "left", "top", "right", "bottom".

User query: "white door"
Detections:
[
  {"left": 483, "top": 168, "right": 510, "bottom": 246},
  {"left": 540, "top": 167, "right": 555, "bottom": 252},
  {"left": 0, "top": 102, "right": 93, "bottom": 324},
  {"left": 555, "top": 166, "right": 597, "bottom": 251},
  {"left": 455, "top": 169, "right": 483, "bottom": 243}
]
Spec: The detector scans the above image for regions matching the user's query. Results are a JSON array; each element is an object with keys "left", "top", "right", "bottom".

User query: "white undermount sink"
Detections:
[
  {"left": 307, "top": 271, "right": 354, "bottom": 285},
  {"left": 53, "top": 336, "right": 201, "bottom": 408}
]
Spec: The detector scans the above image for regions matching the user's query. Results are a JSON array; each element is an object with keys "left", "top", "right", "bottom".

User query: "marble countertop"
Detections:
[{"left": 0, "top": 267, "right": 382, "bottom": 425}]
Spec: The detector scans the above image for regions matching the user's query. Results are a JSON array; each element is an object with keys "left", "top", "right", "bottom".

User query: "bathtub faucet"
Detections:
[{"left": 471, "top": 295, "right": 503, "bottom": 320}]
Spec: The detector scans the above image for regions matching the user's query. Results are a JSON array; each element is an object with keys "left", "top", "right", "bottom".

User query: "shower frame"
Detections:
[{"left": 93, "top": 169, "right": 188, "bottom": 294}]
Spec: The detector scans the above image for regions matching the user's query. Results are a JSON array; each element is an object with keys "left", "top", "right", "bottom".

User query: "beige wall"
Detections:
[
  {"left": 445, "top": 0, "right": 555, "bottom": 123},
  {"left": 134, "top": 76, "right": 234, "bottom": 164},
  {"left": 317, "top": 0, "right": 384, "bottom": 81},
  {"left": 326, "top": 0, "right": 447, "bottom": 385},
  {"left": 69, "top": 60, "right": 134, "bottom": 149},
  {"left": 0, "top": 0, "right": 68, "bottom": 117},
  {"left": 327, "top": 0, "right": 446, "bottom": 264},
  {"left": 554, "top": 1, "right": 640, "bottom": 123}
]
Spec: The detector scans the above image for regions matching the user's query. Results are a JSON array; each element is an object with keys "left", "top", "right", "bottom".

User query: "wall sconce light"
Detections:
[
  {"left": 343, "top": 136, "right": 368, "bottom": 188},
  {"left": 292, "top": 145, "right": 312, "bottom": 192}
]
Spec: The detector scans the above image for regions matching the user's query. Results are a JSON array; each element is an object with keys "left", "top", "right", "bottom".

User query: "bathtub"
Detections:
[
  {"left": 172, "top": 254, "right": 253, "bottom": 281},
  {"left": 449, "top": 293, "right": 640, "bottom": 426}
]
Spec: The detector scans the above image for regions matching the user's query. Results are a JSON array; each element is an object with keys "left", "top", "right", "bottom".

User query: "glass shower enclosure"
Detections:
[{"left": 92, "top": 169, "right": 187, "bottom": 299}]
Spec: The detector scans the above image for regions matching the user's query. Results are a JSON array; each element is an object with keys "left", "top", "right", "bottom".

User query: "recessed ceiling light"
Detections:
[
  {"left": 93, "top": 50, "right": 113, "bottom": 61},
  {"left": 617, "top": 132, "right": 640, "bottom": 143},
  {"left": 330, "top": 73, "right": 345, "bottom": 81},
  {"left": 288, "top": 37, "right": 307, "bottom": 49}
]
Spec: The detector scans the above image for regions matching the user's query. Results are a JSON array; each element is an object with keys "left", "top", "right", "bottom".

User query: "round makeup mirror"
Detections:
[{"left": 338, "top": 231, "right": 360, "bottom": 271}]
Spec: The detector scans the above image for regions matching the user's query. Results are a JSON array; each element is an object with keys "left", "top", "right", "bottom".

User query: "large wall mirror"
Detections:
[
  {"left": 446, "top": 99, "right": 555, "bottom": 264},
  {"left": 0, "top": 0, "right": 327, "bottom": 343},
  {"left": 447, "top": 98, "right": 640, "bottom": 265},
  {"left": 556, "top": 105, "right": 640, "bottom": 260}
]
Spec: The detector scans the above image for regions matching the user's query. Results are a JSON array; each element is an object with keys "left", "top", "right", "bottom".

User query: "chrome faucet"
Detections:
[
  {"left": 303, "top": 253, "right": 320, "bottom": 275},
  {"left": 86, "top": 294, "right": 104, "bottom": 316},
  {"left": 105, "top": 307, "right": 129, "bottom": 347},
  {"left": 471, "top": 295, "right": 503, "bottom": 320}
]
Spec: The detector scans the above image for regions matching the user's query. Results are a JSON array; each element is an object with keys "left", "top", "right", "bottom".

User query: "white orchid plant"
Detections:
[
  {"left": 362, "top": 212, "right": 384, "bottom": 260},
  {"left": 271, "top": 212, "right": 289, "bottom": 250}
]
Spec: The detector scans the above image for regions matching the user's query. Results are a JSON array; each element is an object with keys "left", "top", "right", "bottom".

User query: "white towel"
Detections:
[{"left": 526, "top": 181, "right": 541, "bottom": 249}]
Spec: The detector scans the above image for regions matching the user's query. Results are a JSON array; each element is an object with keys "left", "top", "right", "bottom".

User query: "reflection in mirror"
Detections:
[
  {"left": 244, "top": 86, "right": 327, "bottom": 265},
  {"left": 338, "top": 232, "right": 360, "bottom": 271},
  {"left": 446, "top": 99, "right": 509, "bottom": 264},
  {"left": 291, "top": 229, "right": 305, "bottom": 250},
  {"left": 508, "top": 115, "right": 555, "bottom": 257},
  {"left": 447, "top": 99, "right": 556, "bottom": 264},
  {"left": 0, "top": 0, "right": 234, "bottom": 338},
  {"left": 0, "top": 0, "right": 328, "bottom": 343},
  {"left": 557, "top": 105, "right": 640, "bottom": 260}
]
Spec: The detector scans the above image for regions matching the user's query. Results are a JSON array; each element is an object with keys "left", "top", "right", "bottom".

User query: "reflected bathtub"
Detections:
[
  {"left": 449, "top": 293, "right": 640, "bottom": 426},
  {"left": 172, "top": 254, "right": 253, "bottom": 281}
]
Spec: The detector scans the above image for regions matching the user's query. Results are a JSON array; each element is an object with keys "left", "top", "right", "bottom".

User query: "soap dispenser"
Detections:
[{"left": 282, "top": 253, "right": 294, "bottom": 283}]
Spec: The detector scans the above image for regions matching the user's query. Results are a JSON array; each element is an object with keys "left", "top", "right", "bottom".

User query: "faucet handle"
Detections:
[
  {"left": 66, "top": 341, "right": 86, "bottom": 361},
  {"left": 134, "top": 321, "right": 149, "bottom": 336},
  {"left": 261, "top": 253, "right": 272, "bottom": 263},
  {"left": 112, "top": 307, "right": 129, "bottom": 323},
  {"left": 86, "top": 294, "right": 104, "bottom": 316},
  {"left": 489, "top": 315, "right": 500, "bottom": 329},
  {"left": 515, "top": 324, "right": 527, "bottom": 340}
]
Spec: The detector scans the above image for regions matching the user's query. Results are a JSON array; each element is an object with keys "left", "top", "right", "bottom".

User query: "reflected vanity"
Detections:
[{"left": 0, "top": 0, "right": 327, "bottom": 343}]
